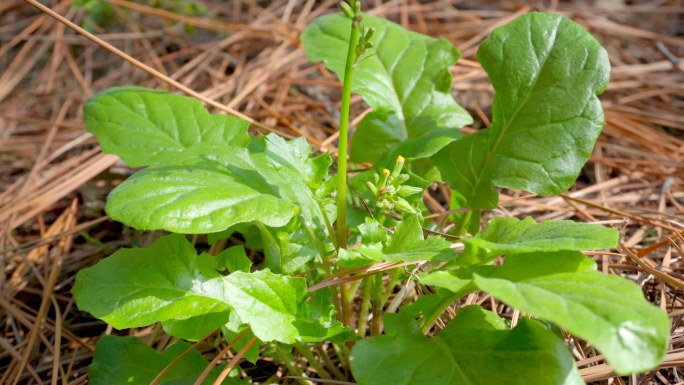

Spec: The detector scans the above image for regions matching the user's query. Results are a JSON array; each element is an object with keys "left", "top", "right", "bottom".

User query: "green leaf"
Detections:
[
  {"left": 162, "top": 309, "right": 231, "bottom": 342},
  {"left": 294, "top": 288, "right": 359, "bottom": 343},
  {"left": 223, "top": 270, "right": 307, "bottom": 343},
  {"left": 223, "top": 312, "right": 262, "bottom": 364},
  {"left": 106, "top": 134, "right": 330, "bottom": 234},
  {"left": 225, "top": 271, "right": 354, "bottom": 344},
  {"left": 73, "top": 234, "right": 231, "bottom": 329},
  {"left": 364, "top": 214, "right": 456, "bottom": 262},
  {"left": 399, "top": 289, "right": 453, "bottom": 321},
  {"left": 216, "top": 246, "right": 252, "bottom": 273},
  {"left": 358, "top": 217, "right": 387, "bottom": 244},
  {"left": 351, "top": 307, "right": 583, "bottom": 385},
  {"left": 258, "top": 217, "right": 321, "bottom": 275},
  {"left": 302, "top": 13, "right": 472, "bottom": 165},
  {"left": 418, "top": 268, "right": 475, "bottom": 295},
  {"left": 337, "top": 248, "right": 375, "bottom": 268},
  {"left": 74, "top": 235, "right": 349, "bottom": 344},
  {"left": 105, "top": 157, "right": 297, "bottom": 233},
  {"left": 459, "top": 216, "right": 619, "bottom": 266},
  {"left": 349, "top": 111, "right": 464, "bottom": 172},
  {"left": 434, "top": 13, "right": 610, "bottom": 231},
  {"left": 89, "top": 335, "right": 240, "bottom": 385},
  {"left": 262, "top": 134, "right": 332, "bottom": 188},
  {"left": 471, "top": 251, "right": 669, "bottom": 374},
  {"left": 85, "top": 87, "right": 250, "bottom": 167}
]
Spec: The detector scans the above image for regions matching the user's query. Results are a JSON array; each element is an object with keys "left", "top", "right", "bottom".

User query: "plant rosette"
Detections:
[{"left": 74, "top": 3, "right": 668, "bottom": 384}]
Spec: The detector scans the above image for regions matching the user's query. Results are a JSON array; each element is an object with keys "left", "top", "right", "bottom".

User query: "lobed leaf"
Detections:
[
  {"left": 72, "top": 234, "right": 231, "bottom": 329},
  {"left": 301, "top": 13, "right": 472, "bottom": 166},
  {"left": 73, "top": 235, "right": 350, "bottom": 344},
  {"left": 351, "top": 307, "right": 583, "bottom": 385},
  {"left": 434, "top": 13, "right": 610, "bottom": 233}
]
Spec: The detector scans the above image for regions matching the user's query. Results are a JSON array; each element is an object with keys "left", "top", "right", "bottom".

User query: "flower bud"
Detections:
[
  {"left": 393, "top": 197, "right": 416, "bottom": 214},
  {"left": 365, "top": 27, "right": 375, "bottom": 41},
  {"left": 339, "top": 2, "right": 354, "bottom": 19},
  {"left": 391, "top": 155, "right": 405, "bottom": 178},
  {"left": 379, "top": 168, "right": 390, "bottom": 187},
  {"left": 397, "top": 185, "right": 423, "bottom": 197},
  {"left": 366, "top": 181, "right": 378, "bottom": 195}
]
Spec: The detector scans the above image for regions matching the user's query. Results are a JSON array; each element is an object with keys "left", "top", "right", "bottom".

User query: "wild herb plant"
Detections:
[{"left": 74, "top": 2, "right": 669, "bottom": 384}]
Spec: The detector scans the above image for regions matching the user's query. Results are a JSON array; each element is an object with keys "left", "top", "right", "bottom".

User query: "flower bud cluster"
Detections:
[
  {"left": 356, "top": 27, "right": 375, "bottom": 58},
  {"left": 365, "top": 156, "right": 423, "bottom": 214},
  {"left": 339, "top": 2, "right": 374, "bottom": 60}
]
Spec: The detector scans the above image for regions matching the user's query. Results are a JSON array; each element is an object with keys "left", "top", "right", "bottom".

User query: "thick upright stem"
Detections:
[{"left": 336, "top": 19, "right": 359, "bottom": 251}]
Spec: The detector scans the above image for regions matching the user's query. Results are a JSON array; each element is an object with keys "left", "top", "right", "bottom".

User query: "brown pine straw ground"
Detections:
[{"left": 1, "top": 0, "right": 683, "bottom": 383}]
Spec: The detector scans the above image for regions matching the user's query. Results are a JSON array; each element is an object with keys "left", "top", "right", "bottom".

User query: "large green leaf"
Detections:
[
  {"left": 73, "top": 234, "right": 231, "bottom": 329},
  {"left": 106, "top": 134, "right": 330, "bottom": 234},
  {"left": 301, "top": 13, "right": 472, "bottom": 165},
  {"left": 471, "top": 251, "right": 669, "bottom": 374},
  {"left": 458, "top": 216, "right": 619, "bottom": 265},
  {"left": 89, "top": 336, "right": 242, "bottom": 385},
  {"left": 351, "top": 307, "right": 583, "bottom": 385},
  {"left": 85, "top": 87, "right": 250, "bottom": 167},
  {"left": 434, "top": 13, "right": 610, "bottom": 232},
  {"left": 105, "top": 157, "right": 298, "bottom": 233},
  {"left": 73, "top": 235, "right": 350, "bottom": 344}
]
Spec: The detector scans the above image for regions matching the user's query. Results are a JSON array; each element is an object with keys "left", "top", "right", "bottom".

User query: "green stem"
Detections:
[
  {"left": 371, "top": 273, "right": 383, "bottom": 336},
  {"left": 336, "top": 16, "right": 360, "bottom": 251},
  {"left": 294, "top": 343, "right": 332, "bottom": 380},
  {"left": 357, "top": 277, "right": 372, "bottom": 337}
]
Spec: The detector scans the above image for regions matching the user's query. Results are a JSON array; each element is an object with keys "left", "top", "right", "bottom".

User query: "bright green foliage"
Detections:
[
  {"left": 434, "top": 13, "right": 610, "bottom": 233},
  {"left": 378, "top": 214, "right": 455, "bottom": 262},
  {"left": 223, "top": 313, "right": 261, "bottom": 363},
  {"left": 105, "top": 134, "right": 331, "bottom": 235},
  {"left": 75, "top": 7, "right": 669, "bottom": 384},
  {"left": 472, "top": 251, "right": 669, "bottom": 374},
  {"left": 105, "top": 157, "right": 298, "bottom": 233},
  {"left": 216, "top": 246, "right": 252, "bottom": 273},
  {"left": 458, "top": 216, "right": 620, "bottom": 265},
  {"left": 88, "top": 335, "right": 244, "bottom": 385},
  {"left": 341, "top": 214, "right": 456, "bottom": 266},
  {"left": 73, "top": 235, "right": 351, "bottom": 344},
  {"left": 351, "top": 307, "right": 583, "bottom": 385},
  {"left": 302, "top": 13, "right": 472, "bottom": 167},
  {"left": 422, "top": 251, "right": 669, "bottom": 374},
  {"left": 84, "top": 87, "right": 250, "bottom": 167},
  {"left": 259, "top": 216, "right": 326, "bottom": 274},
  {"left": 73, "top": 234, "right": 232, "bottom": 329},
  {"left": 162, "top": 309, "right": 232, "bottom": 342}
]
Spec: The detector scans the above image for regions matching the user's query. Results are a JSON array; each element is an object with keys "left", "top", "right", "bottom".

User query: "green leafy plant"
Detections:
[{"left": 74, "top": 3, "right": 669, "bottom": 384}]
